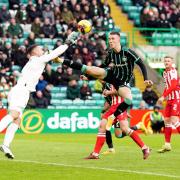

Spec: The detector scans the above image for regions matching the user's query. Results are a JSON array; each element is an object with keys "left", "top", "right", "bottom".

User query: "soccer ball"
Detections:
[{"left": 77, "top": 20, "right": 92, "bottom": 34}]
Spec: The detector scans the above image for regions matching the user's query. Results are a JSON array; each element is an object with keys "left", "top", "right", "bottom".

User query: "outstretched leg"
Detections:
[{"left": 62, "top": 59, "right": 107, "bottom": 80}]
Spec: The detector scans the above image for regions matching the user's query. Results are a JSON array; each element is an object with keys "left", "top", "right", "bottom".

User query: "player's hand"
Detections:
[
  {"left": 103, "top": 90, "right": 111, "bottom": 97},
  {"left": 65, "top": 31, "right": 80, "bottom": 45},
  {"left": 52, "top": 57, "right": 63, "bottom": 63},
  {"left": 157, "top": 96, "right": 164, "bottom": 105},
  {"left": 80, "top": 75, "right": 88, "bottom": 81},
  {"left": 127, "top": 113, "right": 132, "bottom": 118},
  {"left": 144, "top": 80, "right": 153, "bottom": 86}
]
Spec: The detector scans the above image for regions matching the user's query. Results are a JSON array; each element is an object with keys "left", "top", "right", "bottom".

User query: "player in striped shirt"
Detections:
[
  {"left": 59, "top": 32, "right": 152, "bottom": 133},
  {"left": 85, "top": 82, "right": 150, "bottom": 160},
  {"left": 157, "top": 56, "right": 180, "bottom": 153}
]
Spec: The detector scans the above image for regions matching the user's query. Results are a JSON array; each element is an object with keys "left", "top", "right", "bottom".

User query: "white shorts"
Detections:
[{"left": 8, "top": 85, "right": 30, "bottom": 116}]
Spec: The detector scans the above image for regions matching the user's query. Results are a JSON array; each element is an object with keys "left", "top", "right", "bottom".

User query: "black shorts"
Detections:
[{"left": 103, "top": 68, "right": 130, "bottom": 90}]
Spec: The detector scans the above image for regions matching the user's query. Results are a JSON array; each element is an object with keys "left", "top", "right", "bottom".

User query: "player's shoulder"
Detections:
[
  {"left": 122, "top": 46, "right": 129, "bottom": 52},
  {"left": 170, "top": 67, "right": 177, "bottom": 73}
]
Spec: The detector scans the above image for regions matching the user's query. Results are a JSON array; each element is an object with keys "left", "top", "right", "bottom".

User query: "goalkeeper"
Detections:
[{"left": 0, "top": 31, "right": 79, "bottom": 159}]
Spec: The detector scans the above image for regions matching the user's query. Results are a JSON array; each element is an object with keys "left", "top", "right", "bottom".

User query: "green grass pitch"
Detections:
[{"left": 0, "top": 133, "right": 180, "bottom": 180}]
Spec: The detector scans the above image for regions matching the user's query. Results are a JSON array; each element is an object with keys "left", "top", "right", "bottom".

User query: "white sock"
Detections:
[
  {"left": 3, "top": 123, "right": 18, "bottom": 147},
  {"left": 0, "top": 114, "right": 13, "bottom": 132}
]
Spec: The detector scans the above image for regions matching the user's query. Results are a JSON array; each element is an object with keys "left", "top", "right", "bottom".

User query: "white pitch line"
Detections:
[{"left": 0, "top": 159, "right": 180, "bottom": 179}]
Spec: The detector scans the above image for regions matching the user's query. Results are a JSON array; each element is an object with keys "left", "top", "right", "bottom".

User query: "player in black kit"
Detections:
[{"left": 59, "top": 31, "right": 152, "bottom": 131}]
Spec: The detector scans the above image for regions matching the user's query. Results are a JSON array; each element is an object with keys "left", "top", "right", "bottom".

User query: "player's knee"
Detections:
[
  {"left": 99, "top": 119, "right": 107, "bottom": 132},
  {"left": 124, "top": 98, "right": 132, "bottom": 105},
  {"left": 121, "top": 126, "right": 129, "bottom": 134},
  {"left": 10, "top": 110, "right": 20, "bottom": 121},
  {"left": 14, "top": 118, "right": 21, "bottom": 126}
]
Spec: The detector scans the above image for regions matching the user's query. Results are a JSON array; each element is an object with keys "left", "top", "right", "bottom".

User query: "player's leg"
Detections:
[
  {"left": 131, "top": 122, "right": 148, "bottom": 135},
  {"left": 171, "top": 99, "right": 180, "bottom": 133},
  {"left": 120, "top": 119, "right": 150, "bottom": 159},
  {"left": 0, "top": 86, "right": 29, "bottom": 159},
  {"left": 0, "top": 110, "right": 20, "bottom": 159},
  {"left": 85, "top": 119, "right": 107, "bottom": 159},
  {"left": 101, "top": 130, "right": 115, "bottom": 155},
  {"left": 173, "top": 117, "right": 180, "bottom": 133},
  {"left": 114, "top": 87, "right": 132, "bottom": 116},
  {"left": 62, "top": 59, "right": 107, "bottom": 80},
  {"left": 114, "top": 120, "right": 126, "bottom": 138},
  {"left": 0, "top": 113, "right": 14, "bottom": 132},
  {"left": 158, "top": 102, "right": 173, "bottom": 153},
  {"left": 107, "top": 87, "right": 132, "bottom": 124},
  {"left": 158, "top": 117, "right": 172, "bottom": 153}
]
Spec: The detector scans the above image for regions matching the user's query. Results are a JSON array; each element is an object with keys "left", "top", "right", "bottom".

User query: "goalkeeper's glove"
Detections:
[
  {"left": 65, "top": 31, "right": 80, "bottom": 45},
  {"left": 52, "top": 57, "right": 63, "bottom": 63}
]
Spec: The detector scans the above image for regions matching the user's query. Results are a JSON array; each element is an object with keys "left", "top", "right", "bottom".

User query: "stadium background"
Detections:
[{"left": 0, "top": 0, "right": 179, "bottom": 179}]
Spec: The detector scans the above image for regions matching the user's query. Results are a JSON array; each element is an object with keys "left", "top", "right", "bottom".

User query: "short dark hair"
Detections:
[
  {"left": 26, "top": 44, "right": 39, "bottom": 55},
  {"left": 109, "top": 31, "right": 120, "bottom": 37},
  {"left": 164, "top": 56, "right": 173, "bottom": 60}
]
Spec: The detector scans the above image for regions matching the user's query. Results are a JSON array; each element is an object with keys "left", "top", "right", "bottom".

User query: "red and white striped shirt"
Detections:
[
  {"left": 163, "top": 67, "right": 180, "bottom": 100},
  {"left": 110, "top": 85, "right": 123, "bottom": 105}
]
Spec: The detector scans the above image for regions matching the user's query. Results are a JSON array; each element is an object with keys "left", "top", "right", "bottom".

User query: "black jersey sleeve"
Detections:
[
  {"left": 126, "top": 48, "right": 140, "bottom": 63},
  {"left": 136, "top": 59, "right": 148, "bottom": 81}
]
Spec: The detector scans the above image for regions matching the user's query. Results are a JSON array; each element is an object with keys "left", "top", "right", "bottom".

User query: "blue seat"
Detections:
[
  {"left": 92, "top": 93, "right": 102, "bottom": 100},
  {"left": 73, "top": 99, "right": 84, "bottom": 106},
  {"left": 60, "top": 99, "right": 73, "bottom": 106},
  {"left": 96, "top": 100, "right": 105, "bottom": 106},
  {"left": 84, "top": 100, "right": 96, "bottom": 106},
  {"left": 56, "top": 105, "right": 66, "bottom": 109},
  {"left": 50, "top": 99, "right": 61, "bottom": 106},
  {"left": 47, "top": 105, "right": 55, "bottom": 109},
  {"left": 67, "top": 106, "right": 80, "bottom": 109},
  {"left": 42, "top": 38, "right": 53, "bottom": 46},
  {"left": 60, "top": 87, "right": 67, "bottom": 93},
  {"left": 35, "top": 38, "right": 42, "bottom": 45},
  {"left": 51, "top": 87, "right": 60, "bottom": 93}
]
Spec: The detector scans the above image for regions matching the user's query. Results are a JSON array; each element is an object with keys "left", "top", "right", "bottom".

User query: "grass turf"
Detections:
[{"left": 0, "top": 133, "right": 180, "bottom": 180}]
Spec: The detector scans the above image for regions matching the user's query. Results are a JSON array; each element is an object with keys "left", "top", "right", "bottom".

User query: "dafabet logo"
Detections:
[{"left": 21, "top": 110, "right": 44, "bottom": 134}]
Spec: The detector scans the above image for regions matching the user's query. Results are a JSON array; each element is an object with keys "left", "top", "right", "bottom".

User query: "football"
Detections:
[{"left": 77, "top": 20, "right": 92, "bottom": 34}]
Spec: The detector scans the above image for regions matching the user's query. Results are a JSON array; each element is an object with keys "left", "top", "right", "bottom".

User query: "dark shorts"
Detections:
[{"left": 103, "top": 68, "right": 130, "bottom": 90}]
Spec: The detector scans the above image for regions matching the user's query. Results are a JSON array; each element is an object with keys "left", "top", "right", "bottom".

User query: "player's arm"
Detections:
[
  {"left": 103, "top": 88, "right": 118, "bottom": 97},
  {"left": 39, "top": 31, "right": 79, "bottom": 63},
  {"left": 162, "top": 70, "right": 178, "bottom": 98},
  {"left": 127, "top": 49, "right": 147, "bottom": 79},
  {"left": 100, "top": 51, "right": 111, "bottom": 68},
  {"left": 39, "top": 45, "right": 69, "bottom": 63},
  {"left": 101, "top": 101, "right": 110, "bottom": 114}
]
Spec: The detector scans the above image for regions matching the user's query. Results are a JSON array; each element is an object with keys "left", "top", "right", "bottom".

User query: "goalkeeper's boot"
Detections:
[
  {"left": 106, "top": 115, "right": 115, "bottom": 131},
  {"left": 84, "top": 152, "right": 99, "bottom": 160},
  {"left": 102, "top": 148, "right": 115, "bottom": 155},
  {"left": 157, "top": 143, "right": 171, "bottom": 153},
  {"left": 0, "top": 144, "right": 14, "bottom": 159},
  {"left": 142, "top": 146, "right": 151, "bottom": 160},
  {"left": 138, "top": 122, "right": 148, "bottom": 135}
]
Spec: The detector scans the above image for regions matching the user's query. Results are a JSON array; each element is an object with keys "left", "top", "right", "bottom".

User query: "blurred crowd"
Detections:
[
  {"left": 132, "top": 0, "right": 180, "bottom": 28},
  {"left": 0, "top": 0, "right": 116, "bottom": 108},
  {"left": 0, "top": 0, "right": 161, "bottom": 110}
]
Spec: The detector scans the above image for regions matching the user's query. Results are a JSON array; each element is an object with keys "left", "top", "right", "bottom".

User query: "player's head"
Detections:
[
  {"left": 164, "top": 56, "right": 173, "bottom": 69},
  {"left": 108, "top": 32, "right": 121, "bottom": 50},
  {"left": 154, "top": 105, "right": 160, "bottom": 113},
  {"left": 26, "top": 44, "right": 44, "bottom": 58}
]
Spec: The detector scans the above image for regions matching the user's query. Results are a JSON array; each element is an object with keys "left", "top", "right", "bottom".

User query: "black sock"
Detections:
[
  {"left": 131, "top": 126, "right": 138, "bottom": 131},
  {"left": 106, "top": 130, "right": 113, "bottom": 148},
  {"left": 63, "top": 59, "right": 83, "bottom": 70},
  {"left": 114, "top": 102, "right": 131, "bottom": 117}
]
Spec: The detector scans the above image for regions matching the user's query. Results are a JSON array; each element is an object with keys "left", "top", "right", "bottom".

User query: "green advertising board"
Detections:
[{"left": 19, "top": 109, "right": 102, "bottom": 134}]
